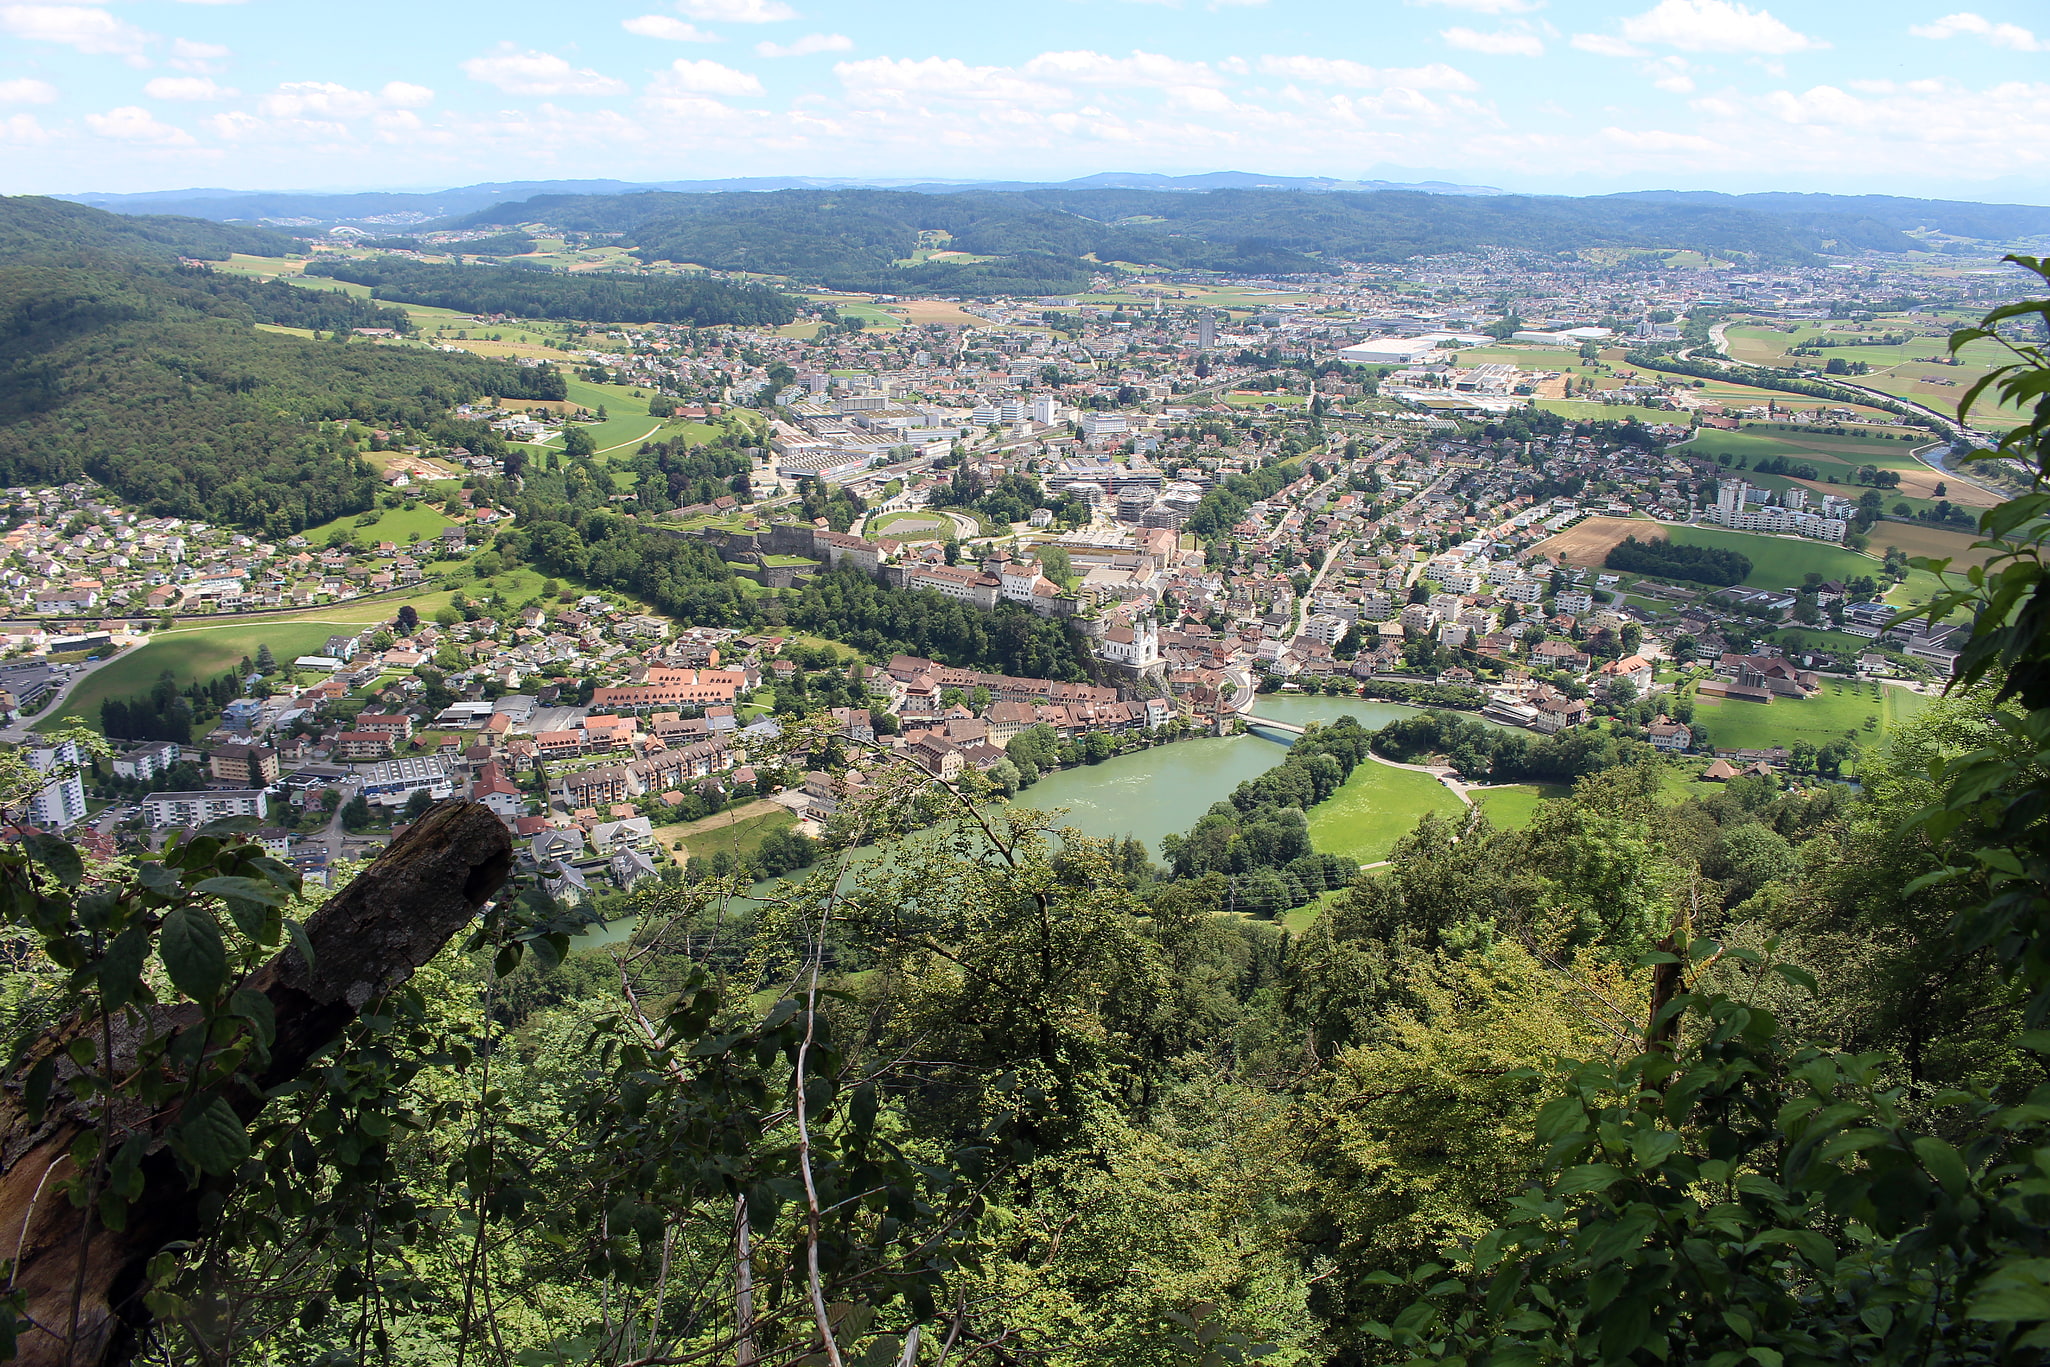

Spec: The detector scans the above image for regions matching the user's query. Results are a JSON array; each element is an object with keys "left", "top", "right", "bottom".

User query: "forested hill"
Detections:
[
  {"left": 0, "top": 194, "right": 297, "bottom": 262},
  {"left": 0, "top": 197, "right": 563, "bottom": 531},
  {"left": 301, "top": 256, "right": 799, "bottom": 327},
  {"left": 444, "top": 185, "right": 1917, "bottom": 291}
]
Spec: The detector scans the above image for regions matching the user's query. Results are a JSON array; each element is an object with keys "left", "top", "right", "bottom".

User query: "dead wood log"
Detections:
[{"left": 0, "top": 800, "right": 513, "bottom": 1367}]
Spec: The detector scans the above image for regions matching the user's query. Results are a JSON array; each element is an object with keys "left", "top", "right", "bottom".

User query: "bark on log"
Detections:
[{"left": 0, "top": 801, "right": 513, "bottom": 1367}]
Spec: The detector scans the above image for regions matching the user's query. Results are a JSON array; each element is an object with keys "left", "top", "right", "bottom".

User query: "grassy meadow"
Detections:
[{"left": 1306, "top": 759, "right": 1465, "bottom": 865}]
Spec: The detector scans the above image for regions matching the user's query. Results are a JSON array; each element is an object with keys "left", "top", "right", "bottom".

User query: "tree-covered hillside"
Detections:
[
  {"left": 0, "top": 194, "right": 298, "bottom": 262},
  {"left": 302, "top": 256, "right": 800, "bottom": 326},
  {"left": 0, "top": 200, "right": 568, "bottom": 530},
  {"left": 443, "top": 184, "right": 1917, "bottom": 291}
]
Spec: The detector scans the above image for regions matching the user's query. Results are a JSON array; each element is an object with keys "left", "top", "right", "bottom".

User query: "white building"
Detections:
[
  {"left": 142, "top": 789, "right": 268, "bottom": 830},
  {"left": 25, "top": 740, "right": 87, "bottom": 831},
  {"left": 1302, "top": 614, "right": 1348, "bottom": 646},
  {"left": 113, "top": 740, "right": 182, "bottom": 782},
  {"left": 1097, "top": 618, "right": 1160, "bottom": 668}
]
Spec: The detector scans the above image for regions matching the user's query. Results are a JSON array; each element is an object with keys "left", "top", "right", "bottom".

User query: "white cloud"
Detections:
[
  {"left": 86, "top": 104, "right": 193, "bottom": 143},
  {"left": 675, "top": 0, "right": 798, "bottom": 21},
  {"left": 1571, "top": 33, "right": 1645, "bottom": 55},
  {"left": 0, "top": 77, "right": 59, "bottom": 103},
  {"left": 1909, "top": 11, "right": 2044, "bottom": 51},
  {"left": 650, "top": 57, "right": 764, "bottom": 96},
  {"left": 144, "top": 75, "right": 236, "bottom": 99},
  {"left": 0, "top": 5, "right": 151, "bottom": 56},
  {"left": 167, "top": 37, "right": 230, "bottom": 72},
  {"left": 1644, "top": 55, "right": 1695, "bottom": 91},
  {"left": 460, "top": 44, "right": 628, "bottom": 96},
  {"left": 1022, "top": 49, "right": 1222, "bottom": 87},
  {"left": 255, "top": 80, "right": 432, "bottom": 118},
  {"left": 1441, "top": 25, "right": 1544, "bottom": 55},
  {"left": 1405, "top": 0, "right": 1542, "bottom": 13},
  {"left": 833, "top": 55, "right": 1069, "bottom": 104},
  {"left": 756, "top": 32, "right": 851, "bottom": 57},
  {"left": 1256, "top": 55, "right": 1479, "bottom": 90},
  {"left": 0, "top": 112, "right": 50, "bottom": 143},
  {"left": 1616, "top": 0, "right": 1825, "bottom": 54},
  {"left": 622, "top": 15, "right": 721, "bottom": 41}
]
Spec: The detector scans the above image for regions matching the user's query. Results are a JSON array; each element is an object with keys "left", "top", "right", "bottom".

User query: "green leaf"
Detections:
[
  {"left": 23, "top": 1056, "right": 54, "bottom": 1124},
  {"left": 230, "top": 988, "right": 276, "bottom": 1047},
  {"left": 137, "top": 862, "right": 184, "bottom": 898},
  {"left": 99, "top": 926, "right": 149, "bottom": 1011},
  {"left": 1771, "top": 963, "right": 1818, "bottom": 992},
  {"left": 160, "top": 904, "right": 228, "bottom": 1002},
  {"left": 1556, "top": 1163, "right": 1625, "bottom": 1195},
  {"left": 23, "top": 834, "right": 82, "bottom": 888},
  {"left": 1912, "top": 1135, "right": 1971, "bottom": 1196},
  {"left": 171, "top": 1096, "right": 249, "bottom": 1177},
  {"left": 285, "top": 917, "right": 317, "bottom": 973},
  {"left": 194, "top": 876, "right": 287, "bottom": 907}
]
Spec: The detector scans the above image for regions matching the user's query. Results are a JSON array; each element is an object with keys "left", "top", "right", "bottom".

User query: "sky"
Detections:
[{"left": 0, "top": 0, "right": 2045, "bottom": 202}]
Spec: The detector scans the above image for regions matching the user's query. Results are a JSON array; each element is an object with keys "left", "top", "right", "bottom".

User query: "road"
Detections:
[{"left": 0, "top": 650, "right": 134, "bottom": 743}]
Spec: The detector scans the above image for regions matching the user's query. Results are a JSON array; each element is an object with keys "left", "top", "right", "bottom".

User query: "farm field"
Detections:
[
  {"left": 1530, "top": 515, "right": 1658, "bottom": 567},
  {"left": 1682, "top": 423, "right": 2000, "bottom": 512},
  {"left": 1471, "top": 783, "right": 1568, "bottom": 830},
  {"left": 1693, "top": 680, "right": 1931, "bottom": 758},
  {"left": 1722, "top": 321, "right": 2026, "bottom": 429},
  {"left": 1306, "top": 758, "right": 1465, "bottom": 865},
  {"left": 1861, "top": 521, "right": 1994, "bottom": 571}
]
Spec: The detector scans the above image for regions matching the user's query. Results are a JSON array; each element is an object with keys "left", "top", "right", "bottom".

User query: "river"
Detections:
[
  {"left": 578, "top": 694, "right": 1463, "bottom": 941},
  {"left": 1012, "top": 696, "right": 1443, "bottom": 853}
]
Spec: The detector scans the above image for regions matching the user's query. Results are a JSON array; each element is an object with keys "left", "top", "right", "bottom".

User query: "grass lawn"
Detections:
[
  {"left": 1693, "top": 681, "right": 1931, "bottom": 759},
  {"left": 1307, "top": 759, "right": 1465, "bottom": 865},
  {"left": 303, "top": 503, "right": 455, "bottom": 549},
  {"left": 1662, "top": 525, "right": 1884, "bottom": 589},
  {"left": 43, "top": 619, "right": 362, "bottom": 733},
  {"left": 652, "top": 804, "right": 797, "bottom": 863},
  {"left": 1472, "top": 783, "right": 1570, "bottom": 830}
]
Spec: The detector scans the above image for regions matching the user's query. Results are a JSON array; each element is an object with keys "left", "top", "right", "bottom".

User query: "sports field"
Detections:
[{"left": 1306, "top": 759, "right": 1465, "bottom": 865}]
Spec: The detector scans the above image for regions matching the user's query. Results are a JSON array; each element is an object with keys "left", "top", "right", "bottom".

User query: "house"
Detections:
[
  {"left": 609, "top": 847, "right": 662, "bottom": 890},
  {"left": 1701, "top": 758, "right": 1739, "bottom": 781},
  {"left": 1646, "top": 716, "right": 1692, "bottom": 752},
  {"left": 590, "top": 816, "right": 654, "bottom": 855}
]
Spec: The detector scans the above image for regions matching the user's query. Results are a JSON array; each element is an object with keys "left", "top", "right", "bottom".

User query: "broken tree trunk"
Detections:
[{"left": 0, "top": 800, "right": 514, "bottom": 1367}]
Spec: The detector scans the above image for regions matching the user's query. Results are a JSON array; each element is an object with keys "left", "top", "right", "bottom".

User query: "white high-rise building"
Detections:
[
  {"left": 24, "top": 740, "right": 87, "bottom": 831},
  {"left": 1029, "top": 395, "right": 1059, "bottom": 425},
  {"left": 1197, "top": 310, "right": 1217, "bottom": 351}
]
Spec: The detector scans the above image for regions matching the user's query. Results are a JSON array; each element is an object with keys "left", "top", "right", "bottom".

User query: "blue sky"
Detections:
[{"left": 0, "top": 0, "right": 2044, "bottom": 201}]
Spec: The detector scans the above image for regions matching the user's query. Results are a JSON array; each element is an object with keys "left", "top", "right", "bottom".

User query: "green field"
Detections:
[
  {"left": 1663, "top": 525, "right": 1883, "bottom": 589},
  {"left": 653, "top": 804, "right": 798, "bottom": 862},
  {"left": 303, "top": 503, "right": 457, "bottom": 549},
  {"left": 1693, "top": 680, "right": 1931, "bottom": 757},
  {"left": 1472, "top": 783, "right": 1569, "bottom": 830},
  {"left": 1723, "top": 320, "right": 2026, "bottom": 429},
  {"left": 43, "top": 619, "right": 366, "bottom": 734},
  {"left": 1306, "top": 759, "right": 1465, "bottom": 865}
]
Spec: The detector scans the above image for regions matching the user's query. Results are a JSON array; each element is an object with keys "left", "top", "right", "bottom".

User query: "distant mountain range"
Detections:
[
  {"left": 53, "top": 175, "right": 2050, "bottom": 249},
  {"left": 57, "top": 172, "right": 1509, "bottom": 229}
]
